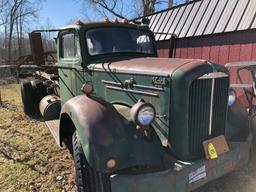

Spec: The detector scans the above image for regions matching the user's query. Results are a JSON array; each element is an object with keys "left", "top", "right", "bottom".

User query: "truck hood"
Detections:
[{"left": 90, "top": 57, "right": 209, "bottom": 77}]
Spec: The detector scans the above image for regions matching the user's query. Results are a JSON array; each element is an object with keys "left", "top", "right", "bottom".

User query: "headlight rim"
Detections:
[
  {"left": 131, "top": 101, "right": 156, "bottom": 127},
  {"left": 228, "top": 88, "right": 236, "bottom": 106}
]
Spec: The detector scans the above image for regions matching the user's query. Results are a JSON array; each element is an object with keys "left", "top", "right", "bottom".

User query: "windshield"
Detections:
[{"left": 86, "top": 27, "right": 155, "bottom": 56}]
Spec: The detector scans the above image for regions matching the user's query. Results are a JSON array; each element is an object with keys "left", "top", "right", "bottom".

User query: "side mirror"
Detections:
[{"left": 54, "top": 37, "right": 57, "bottom": 45}]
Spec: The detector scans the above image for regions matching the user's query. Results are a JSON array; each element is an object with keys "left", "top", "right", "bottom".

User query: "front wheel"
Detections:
[{"left": 72, "top": 131, "right": 111, "bottom": 192}]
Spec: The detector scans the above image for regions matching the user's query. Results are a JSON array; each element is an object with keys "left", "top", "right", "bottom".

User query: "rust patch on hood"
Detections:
[{"left": 91, "top": 57, "right": 208, "bottom": 77}]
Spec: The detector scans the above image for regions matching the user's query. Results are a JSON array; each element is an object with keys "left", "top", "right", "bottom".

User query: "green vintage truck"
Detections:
[{"left": 20, "top": 19, "right": 255, "bottom": 192}]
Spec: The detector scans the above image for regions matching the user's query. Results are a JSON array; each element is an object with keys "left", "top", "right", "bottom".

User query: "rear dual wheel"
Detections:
[
  {"left": 21, "top": 80, "right": 35, "bottom": 116},
  {"left": 72, "top": 131, "right": 111, "bottom": 192},
  {"left": 20, "top": 79, "right": 47, "bottom": 117},
  {"left": 31, "top": 79, "right": 47, "bottom": 114}
]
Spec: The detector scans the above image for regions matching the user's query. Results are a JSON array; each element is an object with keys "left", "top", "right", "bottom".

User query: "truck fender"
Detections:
[
  {"left": 60, "top": 95, "right": 164, "bottom": 173},
  {"left": 226, "top": 100, "right": 249, "bottom": 141}
]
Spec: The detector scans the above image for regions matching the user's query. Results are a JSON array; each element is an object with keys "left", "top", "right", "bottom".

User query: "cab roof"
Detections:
[
  {"left": 32, "top": 21, "right": 151, "bottom": 34},
  {"left": 61, "top": 21, "right": 151, "bottom": 31}
]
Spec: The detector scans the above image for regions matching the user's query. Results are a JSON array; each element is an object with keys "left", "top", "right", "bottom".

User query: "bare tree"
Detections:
[
  {"left": 141, "top": 0, "right": 156, "bottom": 16},
  {"left": 15, "top": 0, "right": 38, "bottom": 58},
  {"left": 41, "top": 18, "right": 56, "bottom": 52},
  {"left": 83, "top": 0, "right": 171, "bottom": 19},
  {"left": 85, "top": 0, "right": 127, "bottom": 19},
  {"left": 1, "top": 0, "right": 40, "bottom": 63},
  {"left": 168, "top": 0, "right": 173, "bottom": 8},
  {"left": 0, "top": 0, "right": 8, "bottom": 26},
  {"left": 6, "top": 0, "right": 21, "bottom": 63}
]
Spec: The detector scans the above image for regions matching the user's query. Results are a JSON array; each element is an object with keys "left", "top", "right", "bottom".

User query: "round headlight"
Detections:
[
  {"left": 131, "top": 102, "right": 156, "bottom": 127},
  {"left": 228, "top": 89, "right": 236, "bottom": 106}
]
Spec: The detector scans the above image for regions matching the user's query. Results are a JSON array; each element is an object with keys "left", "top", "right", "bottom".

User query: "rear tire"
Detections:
[
  {"left": 21, "top": 80, "right": 35, "bottom": 116},
  {"left": 31, "top": 79, "right": 47, "bottom": 115},
  {"left": 72, "top": 131, "right": 111, "bottom": 192}
]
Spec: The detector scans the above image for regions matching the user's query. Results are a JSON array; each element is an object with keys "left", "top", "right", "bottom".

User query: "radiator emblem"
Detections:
[{"left": 152, "top": 76, "right": 166, "bottom": 87}]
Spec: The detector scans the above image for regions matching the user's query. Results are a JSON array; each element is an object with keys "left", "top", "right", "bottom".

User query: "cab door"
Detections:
[{"left": 58, "top": 30, "right": 81, "bottom": 105}]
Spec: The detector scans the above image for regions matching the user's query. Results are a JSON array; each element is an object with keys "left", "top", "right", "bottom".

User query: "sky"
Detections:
[
  {"left": 38, "top": 0, "right": 86, "bottom": 28},
  {"left": 38, "top": 0, "right": 185, "bottom": 29}
]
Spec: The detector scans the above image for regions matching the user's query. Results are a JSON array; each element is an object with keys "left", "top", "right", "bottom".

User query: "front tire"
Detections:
[{"left": 72, "top": 131, "right": 111, "bottom": 192}]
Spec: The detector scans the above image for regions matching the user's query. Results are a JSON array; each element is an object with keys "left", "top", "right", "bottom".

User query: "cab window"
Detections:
[
  {"left": 86, "top": 28, "right": 155, "bottom": 56},
  {"left": 61, "top": 32, "right": 79, "bottom": 58}
]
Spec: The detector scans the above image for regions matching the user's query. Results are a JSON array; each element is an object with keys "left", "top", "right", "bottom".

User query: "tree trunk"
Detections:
[
  {"left": 142, "top": 0, "right": 156, "bottom": 16},
  {"left": 17, "top": 7, "right": 24, "bottom": 58},
  {"left": 7, "top": 15, "right": 14, "bottom": 64},
  {"left": 4, "top": 23, "right": 8, "bottom": 62},
  {"left": 7, "top": 0, "right": 22, "bottom": 64},
  {"left": 168, "top": 0, "right": 173, "bottom": 7}
]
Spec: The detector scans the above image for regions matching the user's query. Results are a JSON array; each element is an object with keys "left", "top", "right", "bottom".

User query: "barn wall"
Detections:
[
  {"left": 156, "top": 30, "right": 256, "bottom": 63},
  {"left": 156, "top": 30, "right": 256, "bottom": 107}
]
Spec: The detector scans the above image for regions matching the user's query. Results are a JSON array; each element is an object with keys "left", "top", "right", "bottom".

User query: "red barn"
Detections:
[{"left": 142, "top": 0, "right": 256, "bottom": 106}]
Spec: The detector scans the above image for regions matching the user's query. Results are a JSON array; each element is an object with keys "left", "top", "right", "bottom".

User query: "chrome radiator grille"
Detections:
[{"left": 188, "top": 73, "right": 229, "bottom": 157}]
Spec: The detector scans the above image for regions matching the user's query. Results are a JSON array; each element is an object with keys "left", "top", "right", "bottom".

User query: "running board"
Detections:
[{"left": 45, "top": 120, "right": 61, "bottom": 146}]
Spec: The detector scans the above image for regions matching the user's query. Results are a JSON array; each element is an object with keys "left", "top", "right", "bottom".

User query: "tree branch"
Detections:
[{"left": 90, "top": 0, "right": 127, "bottom": 19}]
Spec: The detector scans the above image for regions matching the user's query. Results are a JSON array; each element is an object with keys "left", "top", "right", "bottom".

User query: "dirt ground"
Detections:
[
  {"left": 0, "top": 83, "right": 76, "bottom": 192},
  {"left": 0, "top": 82, "right": 256, "bottom": 192}
]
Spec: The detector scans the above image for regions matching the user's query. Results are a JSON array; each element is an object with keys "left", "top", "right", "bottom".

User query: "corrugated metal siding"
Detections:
[
  {"left": 213, "top": 0, "right": 238, "bottom": 34},
  {"left": 154, "top": 12, "right": 167, "bottom": 40},
  {"left": 238, "top": 0, "right": 256, "bottom": 30},
  {"left": 158, "top": 10, "right": 173, "bottom": 40},
  {"left": 148, "top": 15, "right": 154, "bottom": 28},
  {"left": 194, "top": 0, "right": 218, "bottom": 36},
  {"left": 251, "top": 15, "right": 256, "bottom": 28},
  {"left": 145, "top": 0, "right": 256, "bottom": 41},
  {"left": 226, "top": 0, "right": 249, "bottom": 32},
  {"left": 154, "top": 12, "right": 166, "bottom": 33},
  {"left": 163, "top": 8, "right": 179, "bottom": 40},
  {"left": 159, "top": 9, "right": 176, "bottom": 40},
  {"left": 173, "top": 3, "right": 193, "bottom": 36},
  {"left": 150, "top": 13, "right": 162, "bottom": 32},
  {"left": 186, "top": 0, "right": 209, "bottom": 37},
  {"left": 179, "top": 1, "right": 201, "bottom": 38},
  {"left": 167, "top": 6, "right": 186, "bottom": 39},
  {"left": 203, "top": 0, "right": 227, "bottom": 35}
]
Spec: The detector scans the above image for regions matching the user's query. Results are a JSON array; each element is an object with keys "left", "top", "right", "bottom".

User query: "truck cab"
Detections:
[
  {"left": 20, "top": 19, "right": 254, "bottom": 192},
  {"left": 57, "top": 21, "right": 157, "bottom": 104}
]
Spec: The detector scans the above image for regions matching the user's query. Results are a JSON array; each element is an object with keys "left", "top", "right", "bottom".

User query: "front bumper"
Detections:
[{"left": 110, "top": 133, "right": 252, "bottom": 192}]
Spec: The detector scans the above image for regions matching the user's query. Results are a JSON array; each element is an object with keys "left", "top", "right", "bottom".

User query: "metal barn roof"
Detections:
[{"left": 145, "top": 0, "right": 256, "bottom": 41}]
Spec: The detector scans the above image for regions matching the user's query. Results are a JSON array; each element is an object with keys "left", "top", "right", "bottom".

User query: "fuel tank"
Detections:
[{"left": 39, "top": 95, "right": 61, "bottom": 121}]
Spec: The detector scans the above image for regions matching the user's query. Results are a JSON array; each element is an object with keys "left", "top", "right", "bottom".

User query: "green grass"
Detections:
[{"left": 0, "top": 83, "right": 76, "bottom": 192}]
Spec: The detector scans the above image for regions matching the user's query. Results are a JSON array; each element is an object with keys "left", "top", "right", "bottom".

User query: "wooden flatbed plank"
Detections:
[{"left": 45, "top": 120, "right": 60, "bottom": 146}]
